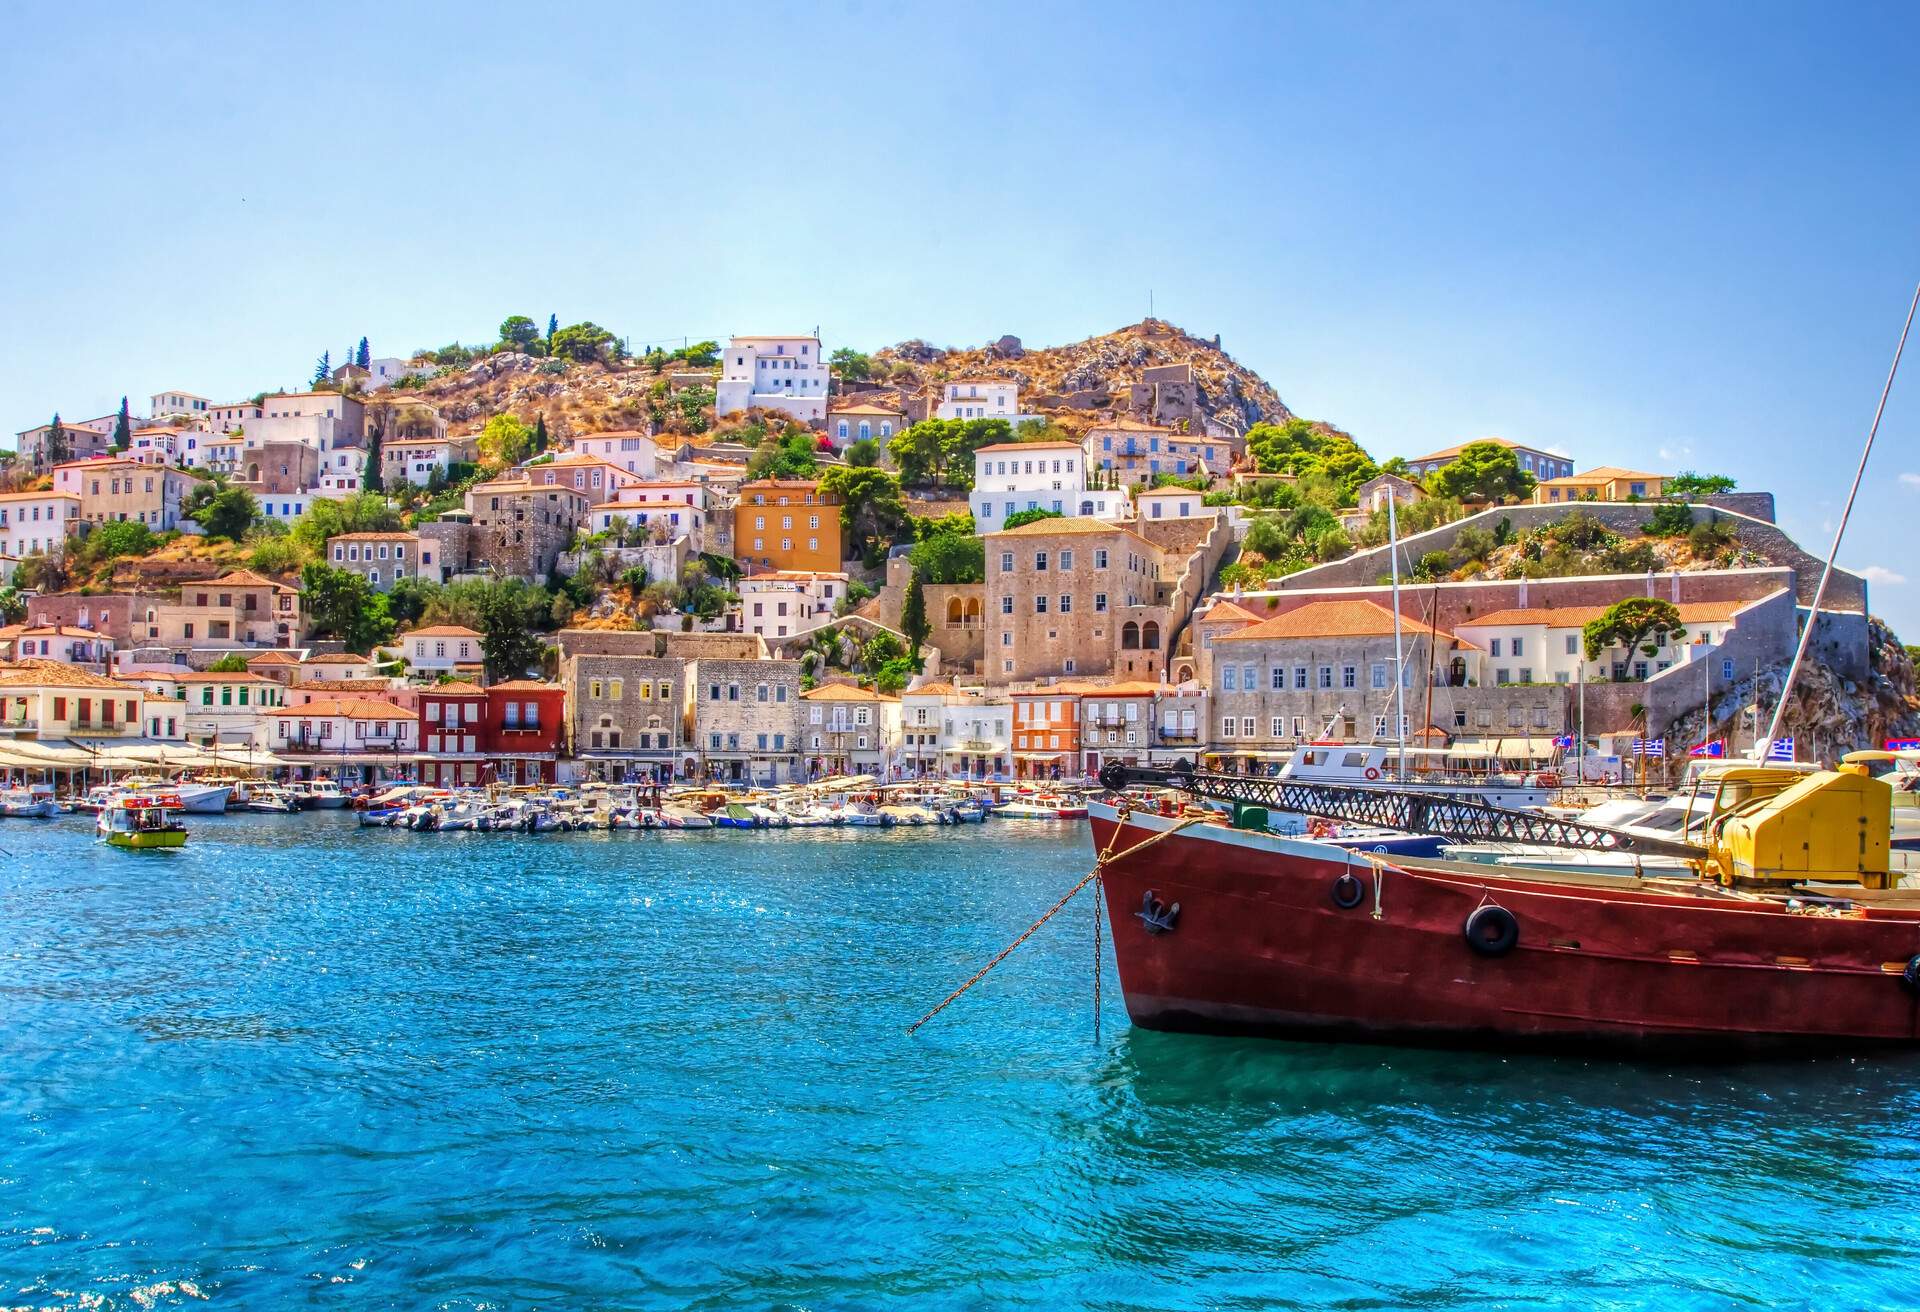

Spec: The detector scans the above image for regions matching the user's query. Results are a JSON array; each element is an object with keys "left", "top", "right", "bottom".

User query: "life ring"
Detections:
[
  {"left": 1331, "top": 873, "right": 1367, "bottom": 909},
  {"left": 1902, "top": 954, "right": 1920, "bottom": 996},
  {"left": 1464, "top": 905, "right": 1520, "bottom": 957},
  {"left": 1364, "top": 767, "right": 1380, "bottom": 781}
]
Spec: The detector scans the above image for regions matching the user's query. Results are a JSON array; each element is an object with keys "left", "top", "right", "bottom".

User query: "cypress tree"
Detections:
[
  {"left": 313, "top": 350, "right": 331, "bottom": 386},
  {"left": 902, "top": 571, "right": 929, "bottom": 659},
  {"left": 533, "top": 414, "right": 549, "bottom": 454},
  {"left": 113, "top": 396, "right": 131, "bottom": 448},
  {"left": 547, "top": 314, "right": 558, "bottom": 348},
  {"left": 45, "top": 412, "right": 69, "bottom": 467},
  {"left": 363, "top": 427, "right": 384, "bottom": 493},
  {"left": 356, "top": 336, "right": 371, "bottom": 368}
]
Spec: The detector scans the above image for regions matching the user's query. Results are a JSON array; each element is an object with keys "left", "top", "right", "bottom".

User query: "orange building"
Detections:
[
  {"left": 1010, "top": 682, "right": 1109, "bottom": 780},
  {"left": 735, "top": 479, "right": 845, "bottom": 574}
]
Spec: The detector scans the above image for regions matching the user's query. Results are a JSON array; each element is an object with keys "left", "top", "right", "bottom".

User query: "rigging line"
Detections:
[{"left": 1762, "top": 278, "right": 1920, "bottom": 754}]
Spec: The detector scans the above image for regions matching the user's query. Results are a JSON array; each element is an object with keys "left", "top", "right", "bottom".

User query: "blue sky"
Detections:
[{"left": 3, "top": 2, "right": 1916, "bottom": 633}]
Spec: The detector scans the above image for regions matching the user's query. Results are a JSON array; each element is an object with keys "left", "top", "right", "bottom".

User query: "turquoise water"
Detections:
[{"left": 4, "top": 813, "right": 1919, "bottom": 1310}]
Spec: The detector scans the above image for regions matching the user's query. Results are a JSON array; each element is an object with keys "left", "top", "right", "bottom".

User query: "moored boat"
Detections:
[
  {"left": 0, "top": 784, "right": 61, "bottom": 818},
  {"left": 1088, "top": 761, "right": 1920, "bottom": 1053}
]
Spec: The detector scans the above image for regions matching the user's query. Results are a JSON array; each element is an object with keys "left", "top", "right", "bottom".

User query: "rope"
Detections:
[{"left": 907, "top": 811, "right": 1201, "bottom": 1036}]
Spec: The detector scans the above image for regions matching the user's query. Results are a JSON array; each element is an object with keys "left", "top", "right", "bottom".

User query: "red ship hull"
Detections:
[{"left": 1090, "top": 804, "right": 1920, "bottom": 1054}]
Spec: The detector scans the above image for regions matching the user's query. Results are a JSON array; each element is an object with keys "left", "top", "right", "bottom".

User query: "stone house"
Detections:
[
  {"left": 464, "top": 477, "right": 590, "bottom": 580},
  {"left": 55, "top": 459, "right": 200, "bottom": 532},
  {"left": 686, "top": 657, "right": 803, "bottom": 784},
  {"left": 144, "top": 569, "right": 304, "bottom": 649},
  {"left": 828, "top": 404, "right": 906, "bottom": 449},
  {"left": 327, "top": 531, "right": 427, "bottom": 593},
  {"left": 984, "top": 517, "right": 1181, "bottom": 684},
  {"left": 1084, "top": 419, "right": 1232, "bottom": 486},
  {"left": 564, "top": 652, "right": 689, "bottom": 783},
  {"left": 1403, "top": 437, "right": 1573, "bottom": 483}
]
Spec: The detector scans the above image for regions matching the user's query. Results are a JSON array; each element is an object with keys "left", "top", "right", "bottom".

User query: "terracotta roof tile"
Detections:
[{"left": 1215, "top": 600, "right": 1447, "bottom": 643}]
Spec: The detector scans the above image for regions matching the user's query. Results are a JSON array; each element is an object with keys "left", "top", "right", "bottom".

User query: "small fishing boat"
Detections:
[
  {"left": 98, "top": 795, "right": 188, "bottom": 850},
  {"left": 0, "top": 784, "right": 61, "bottom": 818},
  {"left": 289, "top": 778, "right": 348, "bottom": 810},
  {"left": 244, "top": 785, "right": 300, "bottom": 814}
]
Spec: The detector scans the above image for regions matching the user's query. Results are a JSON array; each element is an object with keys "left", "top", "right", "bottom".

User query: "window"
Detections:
[
  {"left": 1371, "top": 663, "right": 1388, "bottom": 689},
  {"left": 1219, "top": 717, "right": 1235, "bottom": 738},
  {"left": 1496, "top": 669, "right": 1511, "bottom": 685},
  {"left": 1294, "top": 666, "right": 1308, "bottom": 689},
  {"left": 1034, "top": 551, "right": 1048, "bottom": 571},
  {"left": 1059, "top": 550, "right": 1073, "bottom": 569},
  {"left": 1223, "top": 665, "right": 1238, "bottom": 692},
  {"left": 1512, "top": 637, "right": 1524, "bottom": 657},
  {"left": 1271, "top": 716, "right": 1285, "bottom": 736},
  {"left": 1341, "top": 666, "right": 1357, "bottom": 689},
  {"left": 1034, "top": 595, "right": 1048, "bottom": 613},
  {"left": 1241, "top": 717, "right": 1255, "bottom": 737},
  {"left": 1518, "top": 668, "right": 1533, "bottom": 684},
  {"left": 1317, "top": 666, "right": 1333, "bottom": 689},
  {"left": 1490, "top": 638, "right": 1503, "bottom": 658},
  {"left": 1001, "top": 596, "right": 1013, "bottom": 614},
  {"left": 1094, "top": 549, "right": 1109, "bottom": 569},
  {"left": 1721, "top": 658, "right": 1735, "bottom": 681},
  {"left": 1000, "top": 552, "right": 1013, "bottom": 571},
  {"left": 1271, "top": 667, "right": 1285, "bottom": 690},
  {"left": 1059, "top": 594, "right": 1071, "bottom": 613},
  {"left": 1566, "top": 634, "right": 1579, "bottom": 655},
  {"left": 1094, "top": 593, "right": 1107, "bottom": 612}
]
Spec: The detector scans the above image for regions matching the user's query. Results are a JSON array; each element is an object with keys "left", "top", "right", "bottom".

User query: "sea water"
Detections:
[{"left": 3, "top": 813, "right": 1918, "bottom": 1309}]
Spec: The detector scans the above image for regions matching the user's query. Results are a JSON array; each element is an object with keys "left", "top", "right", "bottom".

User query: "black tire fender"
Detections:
[
  {"left": 1331, "top": 873, "right": 1367, "bottom": 910},
  {"left": 1465, "top": 904, "right": 1520, "bottom": 957}
]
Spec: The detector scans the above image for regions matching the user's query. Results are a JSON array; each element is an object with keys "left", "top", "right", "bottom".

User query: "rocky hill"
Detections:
[
  {"left": 855, "top": 319, "right": 1294, "bottom": 435},
  {"left": 381, "top": 319, "right": 1297, "bottom": 443}
]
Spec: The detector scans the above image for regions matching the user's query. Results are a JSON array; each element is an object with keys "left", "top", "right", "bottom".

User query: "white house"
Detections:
[
  {"left": 129, "top": 670, "right": 285, "bottom": 749},
  {"left": 715, "top": 335, "right": 829, "bottom": 422},
  {"left": 829, "top": 405, "right": 906, "bottom": 449},
  {"left": 588, "top": 498, "right": 707, "bottom": 547},
  {"left": 0, "top": 491, "right": 80, "bottom": 556},
  {"left": 1451, "top": 599, "right": 1751, "bottom": 687},
  {"left": 966, "top": 440, "right": 1128, "bottom": 534},
  {"left": 366, "top": 358, "right": 434, "bottom": 389},
  {"left": 738, "top": 571, "right": 845, "bottom": 639},
  {"left": 206, "top": 401, "right": 263, "bottom": 437},
  {"left": 1133, "top": 488, "right": 1213, "bottom": 522},
  {"left": 265, "top": 696, "right": 418, "bottom": 760},
  {"left": 315, "top": 445, "right": 367, "bottom": 494},
  {"left": 383, "top": 436, "right": 458, "bottom": 487},
  {"left": 935, "top": 380, "right": 1027, "bottom": 422},
  {"left": 402, "top": 625, "right": 483, "bottom": 675},
  {"left": 247, "top": 392, "right": 366, "bottom": 450},
  {"left": 2, "top": 625, "right": 113, "bottom": 668},
  {"left": 150, "top": 391, "right": 210, "bottom": 422},
  {"left": 526, "top": 454, "right": 648, "bottom": 500},
  {"left": 566, "top": 430, "right": 658, "bottom": 476}
]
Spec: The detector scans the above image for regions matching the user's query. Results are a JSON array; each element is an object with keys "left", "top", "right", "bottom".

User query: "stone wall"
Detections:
[
  {"left": 1266, "top": 501, "right": 1860, "bottom": 610},
  {"left": 25, "top": 592, "right": 151, "bottom": 644}
]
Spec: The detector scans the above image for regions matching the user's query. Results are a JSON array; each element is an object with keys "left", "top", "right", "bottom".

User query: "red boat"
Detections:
[{"left": 1088, "top": 767, "right": 1920, "bottom": 1054}]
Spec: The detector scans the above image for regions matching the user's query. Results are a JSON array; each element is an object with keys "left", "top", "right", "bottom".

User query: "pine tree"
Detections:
[
  {"left": 902, "top": 571, "right": 929, "bottom": 659},
  {"left": 356, "top": 336, "right": 370, "bottom": 368},
  {"left": 45, "top": 412, "right": 69, "bottom": 467},
  {"left": 313, "top": 350, "right": 331, "bottom": 386},
  {"left": 113, "top": 396, "right": 131, "bottom": 448},
  {"left": 533, "top": 414, "right": 549, "bottom": 454}
]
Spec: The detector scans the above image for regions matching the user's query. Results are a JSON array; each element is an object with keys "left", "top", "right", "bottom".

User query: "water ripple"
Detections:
[{"left": 3, "top": 813, "right": 1919, "bottom": 1308}]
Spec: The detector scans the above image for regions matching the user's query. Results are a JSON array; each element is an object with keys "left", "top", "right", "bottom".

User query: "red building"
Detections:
[
  {"left": 485, "top": 680, "right": 564, "bottom": 784},
  {"left": 417, "top": 681, "right": 489, "bottom": 786}
]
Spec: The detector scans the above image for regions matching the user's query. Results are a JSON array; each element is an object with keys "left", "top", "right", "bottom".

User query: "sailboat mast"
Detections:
[
  {"left": 1388, "top": 492, "right": 1408, "bottom": 781},
  {"left": 1760, "top": 280, "right": 1919, "bottom": 760}
]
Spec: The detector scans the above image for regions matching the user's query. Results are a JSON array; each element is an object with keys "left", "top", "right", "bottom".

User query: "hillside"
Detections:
[{"left": 380, "top": 319, "right": 1299, "bottom": 444}]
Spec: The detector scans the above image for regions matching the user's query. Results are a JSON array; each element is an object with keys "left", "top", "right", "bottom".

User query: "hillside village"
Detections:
[{"left": 2, "top": 317, "right": 1914, "bottom": 787}]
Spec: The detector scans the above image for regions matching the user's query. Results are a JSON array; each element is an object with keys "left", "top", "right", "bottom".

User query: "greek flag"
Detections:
[
  {"left": 1552, "top": 735, "right": 1575, "bottom": 749},
  {"left": 1768, "top": 737, "right": 1794, "bottom": 761},
  {"left": 1885, "top": 738, "right": 1920, "bottom": 751},
  {"left": 1688, "top": 740, "right": 1725, "bottom": 758},
  {"left": 1634, "top": 737, "right": 1666, "bottom": 758}
]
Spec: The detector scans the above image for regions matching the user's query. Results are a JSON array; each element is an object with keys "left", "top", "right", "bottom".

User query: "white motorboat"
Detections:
[
  {"left": 1280, "top": 743, "right": 1556, "bottom": 811},
  {"left": 0, "top": 785, "right": 60, "bottom": 818}
]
